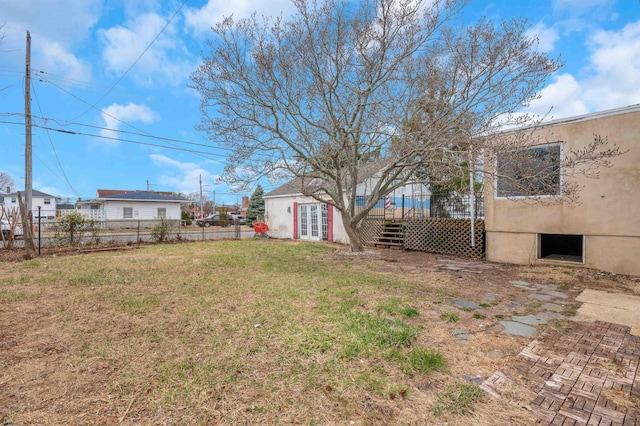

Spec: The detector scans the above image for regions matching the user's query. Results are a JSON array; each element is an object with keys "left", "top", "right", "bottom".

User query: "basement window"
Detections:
[{"left": 539, "top": 234, "right": 583, "bottom": 263}]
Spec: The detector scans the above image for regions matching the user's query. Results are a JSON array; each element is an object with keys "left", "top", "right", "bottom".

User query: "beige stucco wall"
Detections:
[{"left": 485, "top": 107, "right": 640, "bottom": 276}]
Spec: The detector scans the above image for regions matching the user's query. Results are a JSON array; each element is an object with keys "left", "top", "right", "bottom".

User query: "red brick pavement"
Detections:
[{"left": 483, "top": 321, "right": 640, "bottom": 426}]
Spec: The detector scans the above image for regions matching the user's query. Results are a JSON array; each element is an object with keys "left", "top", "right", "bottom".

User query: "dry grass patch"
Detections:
[{"left": 5, "top": 240, "right": 632, "bottom": 424}]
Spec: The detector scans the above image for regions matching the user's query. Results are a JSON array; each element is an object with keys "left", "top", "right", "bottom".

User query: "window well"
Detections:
[{"left": 539, "top": 234, "right": 583, "bottom": 263}]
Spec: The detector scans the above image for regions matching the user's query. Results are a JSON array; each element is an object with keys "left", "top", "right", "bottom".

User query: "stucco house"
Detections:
[
  {"left": 76, "top": 191, "right": 187, "bottom": 222},
  {"left": 0, "top": 190, "right": 57, "bottom": 219},
  {"left": 264, "top": 176, "right": 429, "bottom": 243},
  {"left": 484, "top": 104, "right": 640, "bottom": 276}
]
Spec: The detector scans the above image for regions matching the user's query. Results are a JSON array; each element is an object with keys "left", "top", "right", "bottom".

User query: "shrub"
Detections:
[
  {"left": 151, "top": 217, "right": 170, "bottom": 242},
  {"left": 54, "top": 212, "right": 99, "bottom": 246},
  {"left": 181, "top": 211, "right": 192, "bottom": 226}
]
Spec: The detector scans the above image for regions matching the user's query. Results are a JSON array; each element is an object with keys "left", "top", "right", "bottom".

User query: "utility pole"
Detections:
[
  {"left": 212, "top": 189, "right": 216, "bottom": 213},
  {"left": 23, "top": 30, "right": 34, "bottom": 259},
  {"left": 25, "top": 31, "right": 32, "bottom": 219}
]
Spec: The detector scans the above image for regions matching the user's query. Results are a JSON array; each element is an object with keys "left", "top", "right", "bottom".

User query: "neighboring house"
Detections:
[
  {"left": 0, "top": 190, "right": 57, "bottom": 219},
  {"left": 264, "top": 175, "right": 429, "bottom": 243},
  {"left": 484, "top": 104, "right": 640, "bottom": 276},
  {"left": 77, "top": 191, "right": 187, "bottom": 221},
  {"left": 56, "top": 201, "right": 77, "bottom": 217}
]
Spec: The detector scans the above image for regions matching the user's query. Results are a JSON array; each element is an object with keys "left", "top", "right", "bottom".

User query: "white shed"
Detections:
[{"left": 264, "top": 176, "right": 428, "bottom": 244}]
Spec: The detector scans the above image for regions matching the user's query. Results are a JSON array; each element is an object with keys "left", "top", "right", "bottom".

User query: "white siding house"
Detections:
[
  {"left": 0, "top": 190, "right": 57, "bottom": 219},
  {"left": 77, "top": 191, "right": 186, "bottom": 222}
]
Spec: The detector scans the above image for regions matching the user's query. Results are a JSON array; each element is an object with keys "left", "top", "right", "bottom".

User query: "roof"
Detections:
[
  {"left": 264, "top": 178, "right": 320, "bottom": 198},
  {"left": 97, "top": 189, "right": 136, "bottom": 197},
  {"left": 3, "top": 189, "right": 56, "bottom": 198},
  {"left": 499, "top": 103, "right": 640, "bottom": 135},
  {"left": 264, "top": 161, "right": 389, "bottom": 198},
  {"left": 97, "top": 191, "right": 187, "bottom": 202},
  {"left": 97, "top": 189, "right": 178, "bottom": 197}
]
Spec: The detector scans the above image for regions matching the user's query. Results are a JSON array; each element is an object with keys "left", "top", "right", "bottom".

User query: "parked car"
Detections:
[
  {"left": 228, "top": 214, "right": 246, "bottom": 225},
  {"left": 195, "top": 214, "right": 229, "bottom": 227},
  {"left": 1, "top": 218, "right": 24, "bottom": 239}
]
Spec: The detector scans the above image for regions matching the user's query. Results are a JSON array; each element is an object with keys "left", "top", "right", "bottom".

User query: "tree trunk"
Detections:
[{"left": 338, "top": 209, "right": 364, "bottom": 252}]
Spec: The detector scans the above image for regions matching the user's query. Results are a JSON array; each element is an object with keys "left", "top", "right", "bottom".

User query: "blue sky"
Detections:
[{"left": 1, "top": 0, "right": 639, "bottom": 203}]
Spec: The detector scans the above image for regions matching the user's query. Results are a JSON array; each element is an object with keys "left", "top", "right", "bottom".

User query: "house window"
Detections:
[
  {"left": 44, "top": 198, "right": 51, "bottom": 205},
  {"left": 539, "top": 234, "right": 583, "bottom": 263},
  {"left": 157, "top": 208, "right": 166, "bottom": 218},
  {"left": 11, "top": 198, "right": 16, "bottom": 203},
  {"left": 90, "top": 204, "right": 100, "bottom": 210},
  {"left": 496, "top": 143, "right": 561, "bottom": 197},
  {"left": 123, "top": 207, "right": 133, "bottom": 219}
]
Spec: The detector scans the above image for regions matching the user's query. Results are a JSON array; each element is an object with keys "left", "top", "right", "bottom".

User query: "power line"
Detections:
[
  {"left": 0, "top": 119, "right": 224, "bottom": 157},
  {"left": 31, "top": 81, "right": 80, "bottom": 197},
  {"left": 32, "top": 68, "right": 103, "bottom": 91},
  {"left": 34, "top": 122, "right": 230, "bottom": 158},
  {"left": 7, "top": 106, "right": 279, "bottom": 161},
  {"left": 37, "top": 75, "right": 234, "bottom": 161},
  {"left": 66, "top": 0, "right": 188, "bottom": 123}
]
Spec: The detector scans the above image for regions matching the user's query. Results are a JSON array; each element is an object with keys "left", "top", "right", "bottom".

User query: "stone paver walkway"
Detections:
[{"left": 483, "top": 321, "right": 640, "bottom": 425}]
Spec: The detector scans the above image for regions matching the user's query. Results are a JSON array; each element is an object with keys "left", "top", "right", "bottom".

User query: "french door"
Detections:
[{"left": 298, "top": 203, "right": 326, "bottom": 241}]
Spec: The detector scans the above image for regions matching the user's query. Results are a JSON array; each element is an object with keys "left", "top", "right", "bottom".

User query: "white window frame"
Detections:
[
  {"left": 123, "top": 207, "right": 133, "bottom": 219},
  {"left": 494, "top": 142, "right": 563, "bottom": 199}
]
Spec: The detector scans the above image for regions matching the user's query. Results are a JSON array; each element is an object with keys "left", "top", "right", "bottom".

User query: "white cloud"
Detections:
[
  {"left": 37, "top": 41, "right": 92, "bottom": 83},
  {"left": 3, "top": 0, "right": 102, "bottom": 44},
  {"left": 184, "top": 0, "right": 296, "bottom": 35},
  {"left": 582, "top": 21, "right": 640, "bottom": 110},
  {"left": 100, "top": 103, "right": 158, "bottom": 143},
  {"left": 99, "top": 12, "right": 195, "bottom": 87},
  {"left": 2, "top": 0, "right": 101, "bottom": 81},
  {"left": 526, "top": 19, "right": 640, "bottom": 120},
  {"left": 149, "top": 154, "right": 219, "bottom": 194},
  {"left": 526, "top": 22, "right": 559, "bottom": 53},
  {"left": 526, "top": 74, "right": 589, "bottom": 120}
]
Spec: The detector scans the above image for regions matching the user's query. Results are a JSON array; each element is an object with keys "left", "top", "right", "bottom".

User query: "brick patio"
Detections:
[{"left": 484, "top": 321, "right": 640, "bottom": 425}]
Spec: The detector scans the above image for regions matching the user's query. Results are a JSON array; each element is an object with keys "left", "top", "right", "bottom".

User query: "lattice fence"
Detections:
[
  {"left": 359, "top": 218, "right": 385, "bottom": 247},
  {"left": 403, "top": 218, "right": 485, "bottom": 258}
]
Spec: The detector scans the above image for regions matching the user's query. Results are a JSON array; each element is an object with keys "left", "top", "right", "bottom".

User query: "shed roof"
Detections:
[{"left": 264, "top": 160, "right": 389, "bottom": 199}]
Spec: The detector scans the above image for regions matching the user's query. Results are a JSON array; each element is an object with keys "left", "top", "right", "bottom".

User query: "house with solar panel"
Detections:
[{"left": 76, "top": 190, "right": 187, "bottom": 224}]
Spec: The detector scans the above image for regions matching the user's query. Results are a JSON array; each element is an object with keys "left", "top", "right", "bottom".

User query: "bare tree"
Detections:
[
  {"left": 191, "top": 0, "right": 620, "bottom": 251},
  {"left": 0, "top": 172, "right": 15, "bottom": 192}
]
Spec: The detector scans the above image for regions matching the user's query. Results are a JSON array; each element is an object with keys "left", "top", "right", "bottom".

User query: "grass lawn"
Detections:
[{"left": 2, "top": 239, "right": 635, "bottom": 424}]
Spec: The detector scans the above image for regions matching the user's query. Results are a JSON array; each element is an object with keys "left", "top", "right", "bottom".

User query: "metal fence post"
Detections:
[
  {"left": 37, "top": 206, "right": 41, "bottom": 255},
  {"left": 137, "top": 220, "right": 140, "bottom": 242}
]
